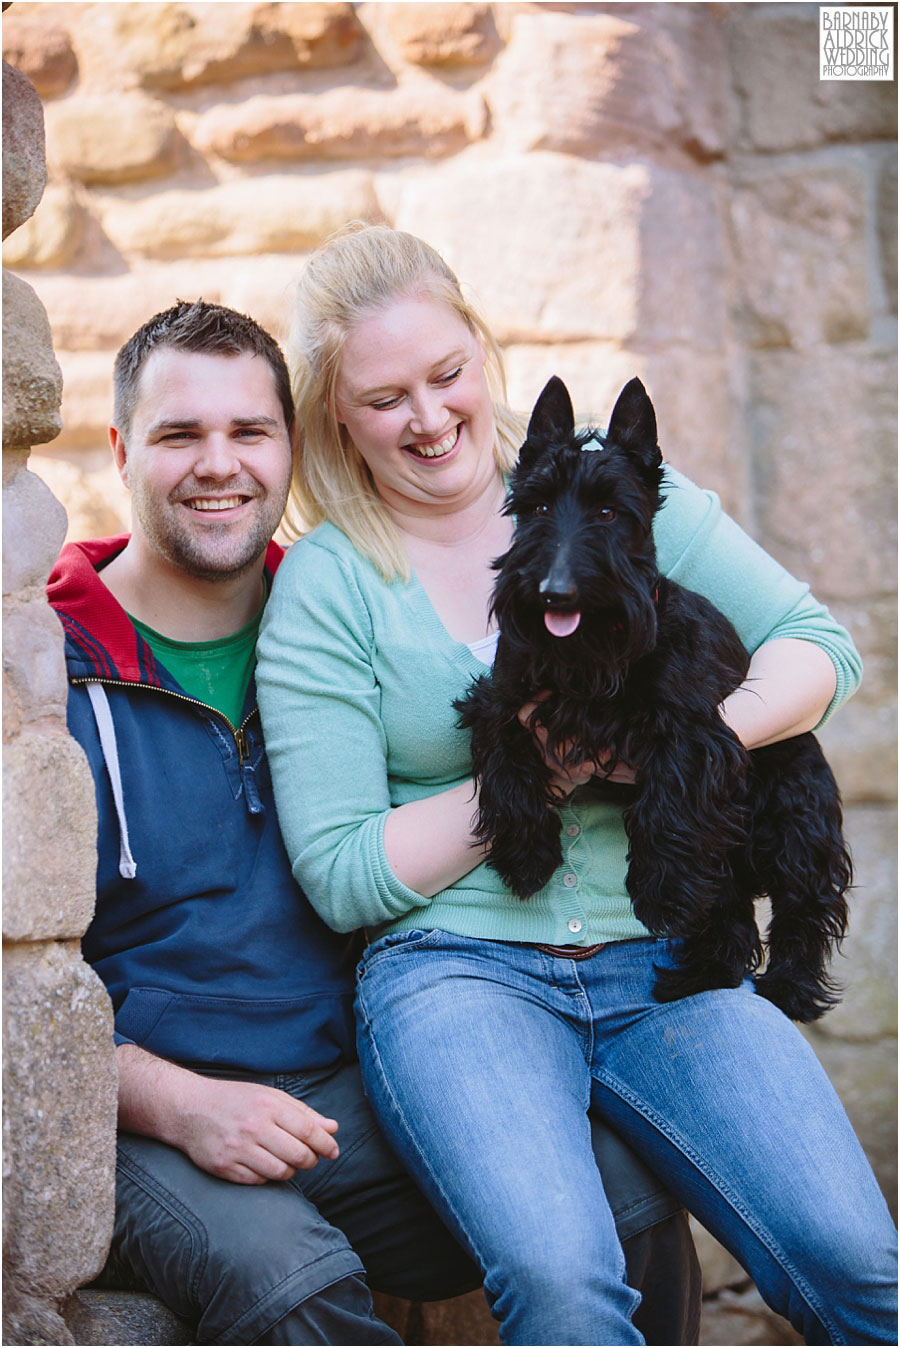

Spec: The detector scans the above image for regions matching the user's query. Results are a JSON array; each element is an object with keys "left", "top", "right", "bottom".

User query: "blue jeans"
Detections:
[{"left": 356, "top": 932, "right": 898, "bottom": 1347}]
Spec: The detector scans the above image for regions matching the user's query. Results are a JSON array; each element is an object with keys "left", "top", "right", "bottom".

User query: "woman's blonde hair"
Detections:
[{"left": 284, "top": 222, "right": 525, "bottom": 581}]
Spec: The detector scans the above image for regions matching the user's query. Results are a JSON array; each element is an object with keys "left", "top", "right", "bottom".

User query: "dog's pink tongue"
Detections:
[{"left": 544, "top": 610, "right": 582, "bottom": 637}]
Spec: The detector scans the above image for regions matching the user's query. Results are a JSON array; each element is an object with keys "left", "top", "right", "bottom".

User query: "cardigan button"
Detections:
[{"left": 567, "top": 918, "right": 583, "bottom": 934}]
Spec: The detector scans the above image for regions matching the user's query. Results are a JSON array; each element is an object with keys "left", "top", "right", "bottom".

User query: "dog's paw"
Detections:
[{"left": 754, "top": 968, "right": 842, "bottom": 1023}]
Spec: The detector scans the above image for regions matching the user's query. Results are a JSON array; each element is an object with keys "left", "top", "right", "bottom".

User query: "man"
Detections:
[{"left": 48, "top": 300, "right": 700, "bottom": 1345}]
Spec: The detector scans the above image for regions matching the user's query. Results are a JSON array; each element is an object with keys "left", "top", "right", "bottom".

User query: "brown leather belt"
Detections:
[{"left": 534, "top": 942, "right": 606, "bottom": 960}]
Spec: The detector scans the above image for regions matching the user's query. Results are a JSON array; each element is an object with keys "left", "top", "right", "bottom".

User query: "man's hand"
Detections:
[
  {"left": 117, "top": 1043, "right": 339, "bottom": 1185},
  {"left": 518, "top": 696, "right": 637, "bottom": 794}
]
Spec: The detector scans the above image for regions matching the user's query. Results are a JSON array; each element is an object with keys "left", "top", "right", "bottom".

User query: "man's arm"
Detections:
[{"left": 116, "top": 1043, "right": 340, "bottom": 1185}]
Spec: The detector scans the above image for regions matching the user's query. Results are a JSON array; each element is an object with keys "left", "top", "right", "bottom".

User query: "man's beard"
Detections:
[{"left": 133, "top": 487, "right": 283, "bottom": 582}]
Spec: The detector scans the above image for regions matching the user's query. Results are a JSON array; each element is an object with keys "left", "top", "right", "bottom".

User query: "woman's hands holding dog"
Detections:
[{"left": 517, "top": 695, "right": 637, "bottom": 794}]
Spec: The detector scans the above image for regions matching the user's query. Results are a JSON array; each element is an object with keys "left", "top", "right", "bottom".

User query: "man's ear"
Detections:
[{"left": 109, "top": 425, "right": 130, "bottom": 487}]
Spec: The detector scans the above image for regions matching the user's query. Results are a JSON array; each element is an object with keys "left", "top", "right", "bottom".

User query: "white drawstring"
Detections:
[{"left": 86, "top": 682, "right": 138, "bottom": 879}]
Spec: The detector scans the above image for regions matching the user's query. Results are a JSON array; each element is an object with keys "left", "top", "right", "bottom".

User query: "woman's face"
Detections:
[{"left": 333, "top": 292, "right": 498, "bottom": 518}]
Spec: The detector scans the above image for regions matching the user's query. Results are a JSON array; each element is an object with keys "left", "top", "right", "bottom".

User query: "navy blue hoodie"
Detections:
[{"left": 47, "top": 536, "right": 359, "bottom": 1073}]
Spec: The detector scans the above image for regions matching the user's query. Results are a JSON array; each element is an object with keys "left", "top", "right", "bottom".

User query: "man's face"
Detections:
[{"left": 111, "top": 348, "right": 293, "bottom": 581}]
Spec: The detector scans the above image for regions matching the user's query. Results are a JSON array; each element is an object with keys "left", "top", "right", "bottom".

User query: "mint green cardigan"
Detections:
[{"left": 256, "top": 467, "right": 861, "bottom": 946}]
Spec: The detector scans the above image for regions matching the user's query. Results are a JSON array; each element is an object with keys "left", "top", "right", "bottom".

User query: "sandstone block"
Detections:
[
  {"left": 486, "top": 8, "right": 727, "bottom": 160},
  {"left": 2, "top": 60, "right": 47, "bottom": 240},
  {"left": 3, "top": 940, "right": 116, "bottom": 1294},
  {"left": 727, "top": 9, "right": 897, "bottom": 153},
  {"left": 501, "top": 343, "right": 747, "bottom": 523},
  {"left": 2, "top": 1284, "right": 75, "bottom": 1347},
  {"left": 2, "top": 461, "right": 68, "bottom": 594},
  {"left": 2, "top": 15, "right": 77, "bottom": 99},
  {"left": 877, "top": 151, "right": 897, "bottom": 313},
  {"left": 49, "top": 349, "right": 116, "bottom": 455},
  {"left": 3, "top": 725, "right": 99, "bottom": 941},
  {"left": 1, "top": 180, "right": 85, "bottom": 269},
  {"left": 64, "top": 1289, "right": 192, "bottom": 1345},
  {"left": 747, "top": 346, "right": 897, "bottom": 600},
  {"left": 2, "top": 269, "right": 63, "bottom": 450},
  {"left": 80, "top": 1, "right": 363, "bottom": 90},
  {"left": 191, "top": 83, "right": 486, "bottom": 162},
  {"left": 391, "top": 154, "right": 725, "bottom": 349},
  {"left": 801, "top": 1029, "right": 897, "bottom": 1212},
  {"left": 29, "top": 453, "right": 131, "bottom": 545},
  {"left": 731, "top": 159, "right": 869, "bottom": 348},
  {"left": 373, "top": 3, "right": 500, "bottom": 67},
  {"left": 44, "top": 92, "right": 179, "bottom": 184},
  {"left": 2, "top": 596, "right": 68, "bottom": 726},
  {"left": 97, "top": 170, "right": 379, "bottom": 260},
  {"left": 810, "top": 803, "right": 897, "bottom": 1040},
  {"left": 818, "top": 595, "right": 896, "bottom": 803}
]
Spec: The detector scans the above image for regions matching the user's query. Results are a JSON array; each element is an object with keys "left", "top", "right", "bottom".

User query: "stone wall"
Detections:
[
  {"left": 2, "top": 48, "right": 118, "bottom": 1348},
  {"left": 2, "top": 3, "right": 896, "bottom": 1344}
]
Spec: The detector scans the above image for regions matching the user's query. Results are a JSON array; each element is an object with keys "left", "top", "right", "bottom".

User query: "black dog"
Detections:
[{"left": 455, "top": 375, "right": 851, "bottom": 1022}]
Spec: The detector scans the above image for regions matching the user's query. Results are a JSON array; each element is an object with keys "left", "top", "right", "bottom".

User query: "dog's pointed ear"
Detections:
[
  {"left": 605, "top": 378, "right": 661, "bottom": 470},
  {"left": 518, "top": 376, "right": 575, "bottom": 473}
]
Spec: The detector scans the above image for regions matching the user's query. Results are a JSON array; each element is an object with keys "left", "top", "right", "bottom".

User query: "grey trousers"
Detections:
[{"left": 95, "top": 1060, "right": 700, "bottom": 1344}]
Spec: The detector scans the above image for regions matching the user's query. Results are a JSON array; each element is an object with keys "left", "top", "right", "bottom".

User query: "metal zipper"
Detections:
[{"left": 72, "top": 677, "right": 258, "bottom": 761}]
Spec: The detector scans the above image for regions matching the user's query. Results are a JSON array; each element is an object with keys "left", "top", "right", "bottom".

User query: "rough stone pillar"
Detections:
[{"left": 2, "top": 55, "right": 117, "bottom": 1346}]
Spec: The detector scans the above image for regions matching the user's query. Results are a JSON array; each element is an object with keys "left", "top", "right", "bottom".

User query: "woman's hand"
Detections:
[{"left": 517, "top": 695, "right": 636, "bottom": 795}]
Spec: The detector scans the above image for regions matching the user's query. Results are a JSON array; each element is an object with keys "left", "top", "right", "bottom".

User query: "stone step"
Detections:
[{"left": 66, "top": 1289, "right": 194, "bottom": 1346}]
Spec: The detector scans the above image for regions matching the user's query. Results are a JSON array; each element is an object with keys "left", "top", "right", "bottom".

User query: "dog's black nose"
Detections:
[{"left": 539, "top": 576, "right": 579, "bottom": 608}]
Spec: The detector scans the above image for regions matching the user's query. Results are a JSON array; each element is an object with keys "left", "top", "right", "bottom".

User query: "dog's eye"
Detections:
[
  {"left": 597, "top": 507, "right": 617, "bottom": 523},
  {"left": 533, "top": 504, "right": 549, "bottom": 516}
]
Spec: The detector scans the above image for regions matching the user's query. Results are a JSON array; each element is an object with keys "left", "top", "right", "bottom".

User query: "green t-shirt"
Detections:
[{"left": 131, "top": 606, "right": 264, "bottom": 728}]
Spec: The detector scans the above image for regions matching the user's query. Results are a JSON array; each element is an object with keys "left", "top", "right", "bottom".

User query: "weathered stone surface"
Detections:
[
  {"left": 191, "top": 84, "right": 486, "bottom": 162},
  {"left": 727, "top": 9, "right": 897, "bottom": 152},
  {"left": 818, "top": 595, "right": 896, "bottom": 803},
  {"left": 3, "top": 940, "right": 116, "bottom": 1294},
  {"left": 2, "top": 15, "right": 77, "bottom": 99},
  {"left": 392, "top": 154, "right": 725, "bottom": 349},
  {"left": 373, "top": 2, "right": 500, "bottom": 67},
  {"left": 699, "top": 1284, "right": 801, "bottom": 1345},
  {"left": 801, "top": 1030, "right": 897, "bottom": 1213},
  {"left": 97, "top": 170, "right": 379, "bottom": 259},
  {"left": 502, "top": 343, "right": 748, "bottom": 523},
  {"left": 811, "top": 803, "right": 897, "bottom": 1040},
  {"left": 64, "top": 1289, "right": 193, "bottom": 1345},
  {"left": 3, "top": 726, "right": 99, "bottom": 941},
  {"left": 76, "top": 1, "right": 363, "bottom": 90},
  {"left": 877, "top": 151, "right": 897, "bottom": 314},
  {"left": 2, "top": 596, "right": 68, "bottom": 726},
  {"left": 2, "top": 60, "right": 47, "bottom": 240},
  {"left": 2, "top": 461, "right": 68, "bottom": 594},
  {"left": 29, "top": 453, "right": 131, "bottom": 544},
  {"left": 47, "top": 350, "right": 116, "bottom": 455},
  {"left": 731, "top": 159, "right": 869, "bottom": 348},
  {"left": 2, "top": 180, "right": 85, "bottom": 269},
  {"left": 2, "top": 269, "right": 63, "bottom": 449},
  {"left": 44, "top": 92, "right": 178, "bottom": 184},
  {"left": 2, "top": 1283, "right": 75, "bottom": 1347},
  {"left": 487, "top": 8, "right": 728, "bottom": 159},
  {"left": 748, "top": 346, "right": 897, "bottom": 600}
]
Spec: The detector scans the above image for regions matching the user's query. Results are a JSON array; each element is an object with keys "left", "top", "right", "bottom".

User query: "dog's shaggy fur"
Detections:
[{"left": 456, "top": 376, "right": 851, "bottom": 1022}]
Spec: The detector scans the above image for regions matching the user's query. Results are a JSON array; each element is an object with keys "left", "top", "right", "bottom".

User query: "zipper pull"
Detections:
[{"left": 234, "top": 727, "right": 263, "bottom": 815}]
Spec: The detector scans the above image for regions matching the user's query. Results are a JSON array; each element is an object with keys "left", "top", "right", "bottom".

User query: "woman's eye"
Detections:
[
  {"left": 370, "top": 396, "right": 401, "bottom": 411},
  {"left": 598, "top": 507, "right": 617, "bottom": 523},
  {"left": 436, "top": 366, "right": 462, "bottom": 386}
]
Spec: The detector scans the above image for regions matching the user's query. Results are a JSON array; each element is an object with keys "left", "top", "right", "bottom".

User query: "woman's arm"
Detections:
[
  {"left": 720, "top": 637, "right": 837, "bottom": 749},
  {"left": 656, "top": 466, "right": 862, "bottom": 728}
]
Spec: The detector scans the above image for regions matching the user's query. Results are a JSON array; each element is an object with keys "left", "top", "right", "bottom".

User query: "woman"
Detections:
[{"left": 256, "top": 223, "right": 897, "bottom": 1346}]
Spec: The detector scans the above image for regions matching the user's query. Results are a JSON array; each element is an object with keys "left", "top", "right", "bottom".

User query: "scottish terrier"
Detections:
[{"left": 456, "top": 376, "right": 851, "bottom": 1022}]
